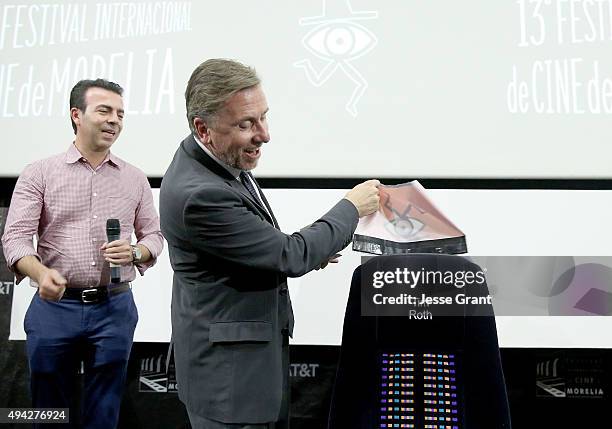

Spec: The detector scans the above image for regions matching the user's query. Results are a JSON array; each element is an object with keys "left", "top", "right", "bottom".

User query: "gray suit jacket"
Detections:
[{"left": 159, "top": 136, "right": 358, "bottom": 423}]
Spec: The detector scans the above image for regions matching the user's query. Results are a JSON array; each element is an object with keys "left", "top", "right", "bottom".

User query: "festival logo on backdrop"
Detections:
[
  {"left": 139, "top": 354, "right": 177, "bottom": 393},
  {"left": 294, "top": 0, "right": 378, "bottom": 117},
  {"left": 536, "top": 353, "right": 605, "bottom": 399}
]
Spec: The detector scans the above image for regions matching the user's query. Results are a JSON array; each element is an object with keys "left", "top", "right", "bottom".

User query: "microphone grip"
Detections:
[{"left": 107, "top": 232, "right": 121, "bottom": 283}]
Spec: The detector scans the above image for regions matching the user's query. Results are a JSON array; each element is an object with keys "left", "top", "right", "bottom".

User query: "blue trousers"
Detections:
[{"left": 24, "top": 290, "right": 138, "bottom": 429}]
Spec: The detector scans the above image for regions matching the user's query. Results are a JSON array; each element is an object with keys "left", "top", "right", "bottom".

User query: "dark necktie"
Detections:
[{"left": 240, "top": 171, "right": 264, "bottom": 207}]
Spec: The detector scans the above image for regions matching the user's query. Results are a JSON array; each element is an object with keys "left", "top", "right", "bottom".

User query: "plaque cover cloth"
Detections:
[{"left": 353, "top": 181, "right": 467, "bottom": 255}]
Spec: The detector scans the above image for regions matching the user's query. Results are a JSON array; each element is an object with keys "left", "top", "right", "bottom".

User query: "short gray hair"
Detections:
[{"left": 185, "top": 59, "right": 260, "bottom": 133}]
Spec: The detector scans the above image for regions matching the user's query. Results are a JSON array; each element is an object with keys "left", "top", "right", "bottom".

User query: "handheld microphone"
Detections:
[{"left": 106, "top": 219, "right": 121, "bottom": 284}]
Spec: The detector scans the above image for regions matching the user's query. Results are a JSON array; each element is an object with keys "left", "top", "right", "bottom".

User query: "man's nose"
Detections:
[
  {"left": 108, "top": 111, "right": 120, "bottom": 124},
  {"left": 254, "top": 121, "right": 270, "bottom": 143}
]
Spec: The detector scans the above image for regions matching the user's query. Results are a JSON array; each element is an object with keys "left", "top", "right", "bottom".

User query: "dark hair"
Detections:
[{"left": 69, "top": 79, "right": 123, "bottom": 134}]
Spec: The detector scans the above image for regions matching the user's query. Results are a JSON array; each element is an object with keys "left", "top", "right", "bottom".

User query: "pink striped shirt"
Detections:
[{"left": 2, "top": 144, "right": 164, "bottom": 287}]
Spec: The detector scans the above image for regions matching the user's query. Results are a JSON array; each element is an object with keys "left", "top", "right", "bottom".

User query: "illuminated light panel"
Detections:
[{"left": 380, "top": 352, "right": 461, "bottom": 429}]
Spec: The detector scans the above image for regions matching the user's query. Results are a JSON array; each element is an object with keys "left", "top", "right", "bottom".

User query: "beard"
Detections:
[
  {"left": 211, "top": 143, "right": 258, "bottom": 171},
  {"left": 215, "top": 147, "right": 242, "bottom": 169}
]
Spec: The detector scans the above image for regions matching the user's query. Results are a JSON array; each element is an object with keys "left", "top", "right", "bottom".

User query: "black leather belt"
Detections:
[{"left": 61, "top": 283, "right": 130, "bottom": 303}]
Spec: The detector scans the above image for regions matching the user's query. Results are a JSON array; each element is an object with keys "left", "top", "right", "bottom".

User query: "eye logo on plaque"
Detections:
[{"left": 382, "top": 193, "right": 427, "bottom": 239}]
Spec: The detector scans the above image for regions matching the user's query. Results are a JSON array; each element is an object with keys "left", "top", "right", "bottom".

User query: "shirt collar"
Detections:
[
  {"left": 65, "top": 143, "right": 122, "bottom": 169},
  {"left": 192, "top": 134, "right": 242, "bottom": 180}
]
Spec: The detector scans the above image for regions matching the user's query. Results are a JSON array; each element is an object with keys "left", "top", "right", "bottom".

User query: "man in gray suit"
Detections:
[{"left": 160, "top": 59, "right": 380, "bottom": 429}]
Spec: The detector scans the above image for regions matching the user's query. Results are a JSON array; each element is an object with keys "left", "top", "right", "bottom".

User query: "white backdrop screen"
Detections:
[
  {"left": 2, "top": 1, "right": 612, "bottom": 177},
  {"left": 9, "top": 188, "right": 612, "bottom": 348}
]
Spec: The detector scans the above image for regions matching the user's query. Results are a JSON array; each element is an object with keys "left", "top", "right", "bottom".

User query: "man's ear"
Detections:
[
  {"left": 193, "top": 118, "right": 212, "bottom": 144},
  {"left": 70, "top": 107, "right": 81, "bottom": 129}
]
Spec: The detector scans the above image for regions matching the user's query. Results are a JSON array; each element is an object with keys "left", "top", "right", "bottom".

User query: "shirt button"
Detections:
[
  {"left": 92, "top": 238, "right": 96, "bottom": 242},
  {"left": 93, "top": 215, "right": 97, "bottom": 219},
  {"left": 93, "top": 192, "right": 97, "bottom": 197},
  {"left": 91, "top": 262, "right": 96, "bottom": 266}
]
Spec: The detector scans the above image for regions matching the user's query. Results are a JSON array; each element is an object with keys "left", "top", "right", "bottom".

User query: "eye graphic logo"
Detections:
[
  {"left": 381, "top": 192, "right": 427, "bottom": 239},
  {"left": 294, "top": 0, "right": 378, "bottom": 117}
]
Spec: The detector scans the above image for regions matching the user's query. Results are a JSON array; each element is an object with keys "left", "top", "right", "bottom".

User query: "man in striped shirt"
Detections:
[{"left": 2, "top": 79, "right": 164, "bottom": 429}]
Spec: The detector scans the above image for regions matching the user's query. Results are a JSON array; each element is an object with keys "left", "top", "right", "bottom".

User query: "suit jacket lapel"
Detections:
[
  {"left": 246, "top": 172, "right": 279, "bottom": 229},
  {"left": 181, "top": 136, "right": 277, "bottom": 227},
  {"left": 181, "top": 135, "right": 234, "bottom": 180},
  {"left": 228, "top": 179, "right": 274, "bottom": 225}
]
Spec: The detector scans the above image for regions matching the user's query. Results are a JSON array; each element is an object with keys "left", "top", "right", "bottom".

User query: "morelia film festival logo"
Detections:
[
  {"left": 536, "top": 355, "right": 604, "bottom": 399},
  {"left": 294, "top": 0, "right": 378, "bottom": 117},
  {"left": 139, "top": 354, "right": 177, "bottom": 393}
]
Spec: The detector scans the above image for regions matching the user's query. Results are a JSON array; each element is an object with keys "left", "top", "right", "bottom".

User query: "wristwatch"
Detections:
[{"left": 131, "top": 245, "right": 142, "bottom": 263}]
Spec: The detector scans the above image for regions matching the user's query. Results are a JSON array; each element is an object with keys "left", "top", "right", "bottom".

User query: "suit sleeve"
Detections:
[{"left": 183, "top": 185, "right": 359, "bottom": 277}]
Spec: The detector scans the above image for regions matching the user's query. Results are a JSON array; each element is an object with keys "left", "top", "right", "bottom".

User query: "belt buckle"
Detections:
[{"left": 81, "top": 288, "right": 100, "bottom": 303}]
